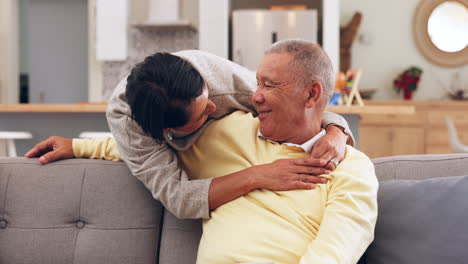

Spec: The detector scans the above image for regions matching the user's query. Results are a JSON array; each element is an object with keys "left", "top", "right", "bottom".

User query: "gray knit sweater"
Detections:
[{"left": 106, "top": 50, "right": 352, "bottom": 219}]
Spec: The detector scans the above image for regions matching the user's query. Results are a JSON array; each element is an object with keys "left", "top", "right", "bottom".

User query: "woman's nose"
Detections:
[{"left": 206, "top": 100, "right": 217, "bottom": 115}]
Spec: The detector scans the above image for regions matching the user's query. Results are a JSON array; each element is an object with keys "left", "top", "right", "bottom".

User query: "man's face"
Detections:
[
  {"left": 253, "top": 52, "right": 308, "bottom": 142},
  {"left": 172, "top": 85, "right": 217, "bottom": 133}
]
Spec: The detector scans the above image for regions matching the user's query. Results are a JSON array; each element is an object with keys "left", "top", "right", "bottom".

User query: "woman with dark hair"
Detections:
[
  {"left": 26, "top": 50, "right": 353, "bottom": 219},
  {"left": 125, "top": 53, "right": 211, "bottom": 142}
]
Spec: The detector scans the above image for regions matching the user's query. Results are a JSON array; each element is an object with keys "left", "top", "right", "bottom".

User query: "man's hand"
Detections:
[
  {"left": 310, "top": 125, "right": 348, "bottom": 170},
  {"left": 24, "top": 136, "right": 74, "bottom": 164},
  {"left": 249, "top": 158, "right": 331, "bottom": 191}
]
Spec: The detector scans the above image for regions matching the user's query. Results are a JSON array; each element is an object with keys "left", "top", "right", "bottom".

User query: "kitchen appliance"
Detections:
[{"left": 232, "top": 9, "right": 318, "bottom": 70}]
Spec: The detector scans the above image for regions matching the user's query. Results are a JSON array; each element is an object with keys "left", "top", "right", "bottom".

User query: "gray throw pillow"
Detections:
[{"left": 364, "top": 175, "right": 468, "bottom": 264}]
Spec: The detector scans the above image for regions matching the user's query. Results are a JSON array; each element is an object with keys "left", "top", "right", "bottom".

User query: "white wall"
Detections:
[
  {"left": 199, "top": 0, "right": 229, "bottom": 58},
  {"left": 0, "top": 0, "right": 19, "bottom": 103},
  {"left": 88, "top": 0, "right": 103, "bottom": 102},
  {"left": 341, "top": 0, "right": 468, "bottom": 100},
  {"left": 181, "top": 0, "right": 199, "bottom": 28},
  {"left": 323, "top": 0, "right": 340, "bottom": 73}
]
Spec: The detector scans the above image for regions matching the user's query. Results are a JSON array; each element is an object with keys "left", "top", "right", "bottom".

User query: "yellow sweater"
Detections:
[{"left": 74, "top": 111, "right": 378, "bottom": 264}]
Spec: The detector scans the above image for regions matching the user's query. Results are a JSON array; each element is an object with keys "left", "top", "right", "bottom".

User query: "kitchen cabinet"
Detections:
[
  {"left": 360, "top": 100, "right": 468, "bottom": 158},
  {"left": 360, "top": 126, "right": 425, "bottom": 158}
]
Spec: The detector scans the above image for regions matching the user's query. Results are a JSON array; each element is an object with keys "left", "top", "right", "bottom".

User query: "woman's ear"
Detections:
[{"left": 305, "top": 81, "right": 323, "bottom": 108}]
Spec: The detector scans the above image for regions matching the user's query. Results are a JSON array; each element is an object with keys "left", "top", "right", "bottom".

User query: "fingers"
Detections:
[
  {"left": 293, "top": 165, "right": 331, "bottom": 176},
  {"left": 24, "top": 138, "right": 53, "bottom": 158},
  {"left": 24, "top": 147, "right": 41, "bottom": 158},
  {"left": 39, "top": 138, "right": 74, "bottom": 164},
  {"left": 38, "top": 150, "right": 61, "bottom": 164},
  {"left": 285, "top": 181, "right": 316, "bottom": 190},
  {"left": 299, "top": 174, "right": 328, "bottom": 184},
  {"left": 324, "top": 162, "right": 335, "bottom": 171},
  {"left": 292, "top": 157, "right": 328, "bottom": 167},
  {"left": 279, "top": 174, "right": 328, "bottom": 191},
  {"left": 294, "top": 181, "right": 316, "bottom": 190},
  {"left": 24, "top": 136, "right": 73, "bottom": 164},
  {"left": 310, "top": 143, "right": 327, "bottom": 159},
  {"left": 320, "top": 152, "right": 337, "bottom": 166},
  {"left": 312, "top": 145, "right": 341, "bottom": 166},
  {"left": 311, "top": 148, "right": 341, "bottom": 171}
]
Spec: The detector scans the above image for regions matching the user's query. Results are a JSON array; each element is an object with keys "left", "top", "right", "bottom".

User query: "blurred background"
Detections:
[{"left": 0, "top": 0, "right": 467, "bottom": 158}]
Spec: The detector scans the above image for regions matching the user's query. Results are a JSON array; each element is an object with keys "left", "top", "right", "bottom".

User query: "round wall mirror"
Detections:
[{"left": 414, "top": 0, "right": 468, "bottom": 67}]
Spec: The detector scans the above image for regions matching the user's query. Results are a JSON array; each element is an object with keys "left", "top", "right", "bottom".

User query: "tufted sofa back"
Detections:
[{"left": 0, "top": 158, "right": 163, "bottom": 264}]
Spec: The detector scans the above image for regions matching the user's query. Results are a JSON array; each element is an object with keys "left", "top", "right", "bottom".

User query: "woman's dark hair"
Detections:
[{"left": 125, "top": 53, "right": 205, "bottom": 142}]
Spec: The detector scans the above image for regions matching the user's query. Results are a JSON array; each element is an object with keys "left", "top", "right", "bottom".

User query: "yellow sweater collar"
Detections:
[{"left": 257, "top": 129, "right": 326, "bottom": 153}]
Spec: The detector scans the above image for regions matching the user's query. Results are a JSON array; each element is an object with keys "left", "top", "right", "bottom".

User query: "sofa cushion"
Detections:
[{"left": 364, "top": 175, "right": 468, "bottom": 264}]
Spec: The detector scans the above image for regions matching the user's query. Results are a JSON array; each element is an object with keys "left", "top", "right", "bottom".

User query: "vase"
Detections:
[{"left": 403, "top": 90, "right": 413, "bottom": 100}]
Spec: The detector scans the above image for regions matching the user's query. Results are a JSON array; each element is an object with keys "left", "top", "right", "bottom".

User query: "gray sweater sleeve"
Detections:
[{"left": 106, "top": 77, "right": 213, "bottom": 219}]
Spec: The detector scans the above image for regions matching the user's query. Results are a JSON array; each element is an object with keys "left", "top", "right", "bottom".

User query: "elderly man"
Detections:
[{"left": 30, "top": 40, "right": 378, "bottom": 263}]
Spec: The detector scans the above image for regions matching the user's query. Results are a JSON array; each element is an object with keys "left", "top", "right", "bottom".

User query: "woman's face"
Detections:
[{"left": 170, "top": 85, "right": 217, "bottom": 133}]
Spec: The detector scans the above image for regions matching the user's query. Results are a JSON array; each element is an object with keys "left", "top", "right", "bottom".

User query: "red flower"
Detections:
[
  {"left": 393, "top": 66, "right": 423, "bottom": 94},
  {"left": 405, "top": 76, "right": 414, "bottom": 83}
]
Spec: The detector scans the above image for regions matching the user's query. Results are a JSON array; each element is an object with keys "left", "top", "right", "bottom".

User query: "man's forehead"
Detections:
[{"left": 257, "top": 56, "right": 292, "bottom": 80}]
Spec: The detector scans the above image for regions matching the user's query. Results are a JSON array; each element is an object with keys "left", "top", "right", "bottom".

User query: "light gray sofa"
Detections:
[{"left": 1, "top": 153, "right": 468, "bottom": 264}]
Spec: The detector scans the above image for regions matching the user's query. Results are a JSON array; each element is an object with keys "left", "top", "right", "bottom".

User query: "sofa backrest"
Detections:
[
  {"left": 0, "top": 158, "right": 163, "bottom": 264},
  {"left": 373, "top": 153, "right": 468, "bottom": 180}
]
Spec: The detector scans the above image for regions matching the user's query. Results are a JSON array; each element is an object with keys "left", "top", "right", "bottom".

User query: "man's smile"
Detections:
[{"left": 258, "top": 110, "right": 272, "bottom": 120}]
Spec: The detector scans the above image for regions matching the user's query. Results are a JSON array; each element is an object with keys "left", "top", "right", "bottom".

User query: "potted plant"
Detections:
[{"left": 393, "top": 66, "right": 423, "bottom": 100}]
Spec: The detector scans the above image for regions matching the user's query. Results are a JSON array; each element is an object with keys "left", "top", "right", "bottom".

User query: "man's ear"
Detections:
[{"left": 305, "top": 81, "right": 323, "bottom": 108}]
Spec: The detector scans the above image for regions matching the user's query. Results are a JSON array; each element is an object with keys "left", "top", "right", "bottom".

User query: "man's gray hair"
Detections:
[{"left": 265, "top": 39, "right": 335, "bottom": 99}]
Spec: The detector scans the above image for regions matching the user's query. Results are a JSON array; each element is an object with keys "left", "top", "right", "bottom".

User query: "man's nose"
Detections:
[{"left": 252, "top": 89, "right": 265, "bottom": 105}]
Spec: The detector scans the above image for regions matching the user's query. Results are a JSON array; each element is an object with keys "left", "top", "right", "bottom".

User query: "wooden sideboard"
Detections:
[{"left": 360, "top": 100, "right": 468, "bottom": 158}]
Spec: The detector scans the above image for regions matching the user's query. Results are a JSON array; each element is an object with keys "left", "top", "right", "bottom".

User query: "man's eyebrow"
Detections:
[
  {"left": 263, "top": 76, "right": 280, "bottom": 84},
  {"left": 257, "top": 74, "right": 280, "bottom": 85}
]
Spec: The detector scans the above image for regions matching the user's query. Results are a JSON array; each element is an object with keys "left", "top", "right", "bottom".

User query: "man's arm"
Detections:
[{"left": 299, "top": 147, "right": 379, "bottom": 264}]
